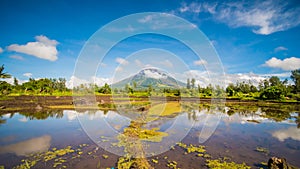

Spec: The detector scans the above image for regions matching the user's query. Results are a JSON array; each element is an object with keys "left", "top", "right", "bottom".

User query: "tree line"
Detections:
[
  {"left": 1, "top": 64, "right": 300, "bottom": 100},
  {"left": 0, "top": 65, "right": 69, "bottom": 95}
]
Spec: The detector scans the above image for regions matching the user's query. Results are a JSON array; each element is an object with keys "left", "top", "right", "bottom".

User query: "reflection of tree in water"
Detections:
[
  {"left": 18, "top": 110, "right": 64, "bottom": 120},
  {"left": 159, "top": 102, "right": 300, "bottom": 128},
  {"left": 262, "top": 108, "right": 291, "bottom": 122},
  {"left": 0, "top": 110, "right": 65, "bottom": 125},
  {"left": 295, "top": 112, "right": 300, "bottom": 128},
  {"left": 0, "top": 118, "right": 6, "bottom": 125}
]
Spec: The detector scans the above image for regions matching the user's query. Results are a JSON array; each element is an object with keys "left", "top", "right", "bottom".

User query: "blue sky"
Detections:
[{"left": 1, "top": 0, "right": 300, "bottom": 87}]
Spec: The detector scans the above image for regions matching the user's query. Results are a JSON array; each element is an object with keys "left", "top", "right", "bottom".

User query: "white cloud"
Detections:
[
  {"left": 159, "top": 59, "right": 173, "bottom": 68},
  {"left": 106, "top": 25, "right": 136, "bottom": 33},
  {"left": 176, "top": 70, "right": 291, "bottom": 87},
  {"left": 115, "top": 66, "right": 123, "bottom": 72},
  {"left": 135, "top": 59, "right": 152, "bottom": 68},
  {"left": 92, "top": 76, "right": 111, "bottom": 86},
  {"left": 225, "top": 72, "right": 266, "bottom": 86},
  {"left": 272, "top": 126, "right": 300, "bottom": 142},
  {"left": 144, "top": 69, "right": 167, "bottom": 79},
  {"left": 193, "top": 59, "right": 207, "bottom": 65},
  {"left": 210, "top": 40, "right": 218, "bottom": 46},
  {"left": 179, "top": 2, "right": 201, "bottom": 14},
  {"left": 7, "top": 35, "right": 58, "bottom": 61},
  {"left": 9, "top": 55, "right": 24, "bottom": 60},
  {"left": 264, "top": 57, "right": 300, "bottom": 71},
  {"left": 99, "top": 62, "right": 107, "bottom": 67},
  {"left": 137, "top": 13, "right": 197, "bottom": 30},
  {"left": 274, "top": 46, "right": 288, "bottom": 52},
  {"left": 115, "top": 57, "right": 129, "bottom": 65},
  {"left": 1, "top": 77, "right": 14, "bottom": 84},
  {"left": 135, "top": 59, "right": 144, "bottom": 67},
  {"left": 2, "top": 77, "right": 27, "bottom": 85},
  {"left": 66, "top": 76, "right": 112, "bottom": 89},
  {"left": 0, "top": 47, "right": 3, "bottom": 53},
  {"left": 138, "top": 15, "right": 153, "bottom": 23},
  {"left": 65, "top": 76, "right": 89, "bottom": 89},
  {"left": 176, "top": 1, "right": 300, "bottom": 35},
  {"left": 23, "top": 73, "right": 32, "bottom": 78},
  {"left": 261, "top": 72, "right": 291, "bottom": 78}
]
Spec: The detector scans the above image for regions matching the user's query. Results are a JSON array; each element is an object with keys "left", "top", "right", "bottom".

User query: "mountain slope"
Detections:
[{"left": 112, "top": 68, "right": 185, "bottom": 89}]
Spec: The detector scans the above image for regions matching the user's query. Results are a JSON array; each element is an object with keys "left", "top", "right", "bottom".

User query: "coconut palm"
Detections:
[{"left": 0, "top": 64, "right": 11, "bottom": 79}]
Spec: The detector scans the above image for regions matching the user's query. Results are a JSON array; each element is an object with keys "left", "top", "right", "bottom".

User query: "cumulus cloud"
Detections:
[
  {"left": 264, "top": 57, "right": 300, "bottom": 71},
  {"left": 9, "top": 55, "right": 24, "bottom": 60},
  {"left": 2, "top": 77, "right": 27, "bottom": 85},
  {"left": 65, "top": 76, "right": 89, "bottom": 89},
  {"left": 193, "top": 59, "right": 207, "bottom": 65},
  {"left": 92, "top": 76, "right": 111, "bottom": 86},
  {"left": 23, "top": 73, "right": 32, "bottom": 78},
  {"left": 65, "top": 76, "right": 112, "bottom": 89},
  {"left": 7, "top": 35, "right": 58, "bottom": 61},
  {"left": 144, "top": 69, "right": 167, "bottom": 79},
  {"left": 174, "top": 70, "right": 291, "bottom": 87},
  {"left": 115, "top": 57, "right": 129, "bottom": 65},
  {"left": 274, "top": 46, "right": 288, "bottom": 52},
  {"left": 0, "top": 47, "right": 3, "bottom": 53},
  {"left": 176, "top": 1, "right": 300, "bottom": 35}
]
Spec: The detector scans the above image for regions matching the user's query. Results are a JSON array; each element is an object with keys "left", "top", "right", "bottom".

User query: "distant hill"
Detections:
[{"left": 112, "top": 68, "right": 185, "bottom": 89}]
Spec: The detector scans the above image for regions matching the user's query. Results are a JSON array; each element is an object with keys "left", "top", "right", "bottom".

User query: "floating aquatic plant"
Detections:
[
  {"left": 151, "top": 159, "right": 158, "bottom": 164},
  {"left": 255, "top": 147, "right": 269, "bottom": 154},
  {"left": 176, "top": 142, "right": 206, "bottom": 154},
  {"left": 206, "top": 159, "right": 251, "bottom": 169},
  {"left": 11, "top": 144, "right": 90, "bottom": 169},
  {"left": 167, "top": 161, "right": 180, "bottom": 169}
]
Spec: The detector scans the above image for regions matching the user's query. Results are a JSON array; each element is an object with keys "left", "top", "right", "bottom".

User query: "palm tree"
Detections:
[{"left": 0, "top": 64, "right": 11, "bottom": 79}]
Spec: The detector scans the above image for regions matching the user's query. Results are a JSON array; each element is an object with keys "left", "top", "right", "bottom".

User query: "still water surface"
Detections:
[{"left": 0, "top": 103, "right": 299, "bottom": 168}]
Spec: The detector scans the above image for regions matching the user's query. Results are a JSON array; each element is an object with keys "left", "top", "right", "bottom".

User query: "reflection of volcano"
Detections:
[{"left": 0, "top": 135, "right": 51, "bottom": 156}]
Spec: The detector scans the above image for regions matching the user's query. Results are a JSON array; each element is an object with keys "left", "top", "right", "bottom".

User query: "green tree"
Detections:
[
  {"left": 291, "top": 69, "right": 300, "bottom": 93},
  {"left": 13, "top": 77, "right": 19, "bottom": 86},
  {"left": 0, "top": 81, "right": 12, "bottom": 95},
  {"left": 186, "top": 78, "right": 191, "bottom": 89},
  {"left": 203, "top": 84, "right": 213, "bottom": 96},
  {"left": 226, "top": 83, "right": 235, "bottom": 96},
  {"left": 98, "top": 83, "right": 111, "bottom": 94},
  {"left": 124, "top": 83, "right": 133, "bottom": 94},
  {"left": 191, "top": 78, "right": 195, "bottom": 89},
  {"left": 0, "top": 65, "right": 11, "bottom": 79},
  {"left": 269, "top": 76, "right": 281, "bottom": 86},
  {"left": 133, "top": 81, "right": 137, "bottom": 89},
  {"left": 260, "top": 86, "right": 284, "bottom": 100}
]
